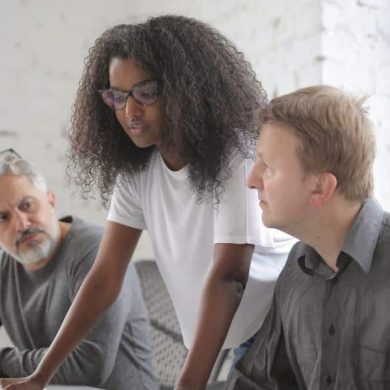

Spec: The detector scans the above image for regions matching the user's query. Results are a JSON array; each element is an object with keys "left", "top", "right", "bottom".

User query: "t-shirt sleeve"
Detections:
[
  {"left": 213, "top": 155, "right": 275, "bottom": 248},
  {"left": 107, "top": 173, "right": 146, "bottom": 230}
]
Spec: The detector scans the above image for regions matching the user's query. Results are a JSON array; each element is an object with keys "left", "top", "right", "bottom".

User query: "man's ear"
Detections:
[
  {"left": 308, "top": 172, "right": 337, "bottom": 208},
  {"left": 47, "top": 191, "right": 57, "bottom": 209}
]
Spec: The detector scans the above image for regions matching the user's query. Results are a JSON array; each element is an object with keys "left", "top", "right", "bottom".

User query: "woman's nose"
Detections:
[{"left": 125, "top": 95, "right": 144, "bottom": 120}]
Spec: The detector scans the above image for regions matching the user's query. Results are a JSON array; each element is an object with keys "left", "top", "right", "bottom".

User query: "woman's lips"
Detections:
[
  {"left": 128, "top": 126, "right": 143, "bottom": 136},
  {"left": 127, "top": 122, "right": 146, "bottom": 136}
]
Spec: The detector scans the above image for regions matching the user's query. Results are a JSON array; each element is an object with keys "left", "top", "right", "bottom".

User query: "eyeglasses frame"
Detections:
[{"left": 98, "top": 79, "right": 160, "bottom": 110}]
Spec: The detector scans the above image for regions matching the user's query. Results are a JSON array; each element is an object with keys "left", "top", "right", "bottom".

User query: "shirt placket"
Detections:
[{"left": 319, "top": 277, "right": 340, "bottom": 390}]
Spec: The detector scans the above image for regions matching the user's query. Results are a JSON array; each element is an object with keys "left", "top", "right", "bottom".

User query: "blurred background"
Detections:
[{"left": 0, "top": 0, "right": 389, "bottom": 261}]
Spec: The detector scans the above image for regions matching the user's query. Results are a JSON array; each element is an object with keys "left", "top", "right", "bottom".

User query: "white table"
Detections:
[{"left": 46, "top": 386, "right": 103, "bottom": 389}]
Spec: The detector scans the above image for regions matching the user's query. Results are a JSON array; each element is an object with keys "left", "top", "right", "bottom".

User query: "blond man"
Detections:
[{"left": 226, "top": 85, "right": 389, "bottom": 389}]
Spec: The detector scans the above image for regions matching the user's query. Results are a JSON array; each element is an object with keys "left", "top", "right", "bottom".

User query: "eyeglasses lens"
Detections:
[
  {"left": 101, "top": 90, "right": 123, "bottom": 110},
  {"left": 132, "top": 83, "right": 159, "bottom": 106}
]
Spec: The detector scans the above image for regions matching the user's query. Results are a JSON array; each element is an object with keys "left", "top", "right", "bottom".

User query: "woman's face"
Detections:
[{"left": 108, "top": 57, "right": 168, "bottom": 150}]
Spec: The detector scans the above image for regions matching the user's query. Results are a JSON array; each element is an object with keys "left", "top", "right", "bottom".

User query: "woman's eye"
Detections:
[
  {"left": 138, "top": 86, "right": 157, "bottom": 98},
  {"left": 114, "top": 92, "right": 128, "bottom": 103},
  {"left": 140, "top": 91, "right": 153, "bottom": 98}
]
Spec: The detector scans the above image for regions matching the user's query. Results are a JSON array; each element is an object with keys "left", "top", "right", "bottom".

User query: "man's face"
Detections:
[
  {"left": 247, "top": 121, "right": 317, "bottom": 235},
  {"left": 0, "top": 174, "right": 60, "bottom": 270},
  {"left": 109, "top": 57, "right": 168, "bottom": 150}
]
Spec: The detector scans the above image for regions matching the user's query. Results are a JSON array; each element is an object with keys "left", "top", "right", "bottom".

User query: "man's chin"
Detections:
[
  {"left": 261, "top": 213, "right": 272, "bottom": 228},
  {"left": 261, "top": 215, "right": 281, "bottom": 230},
  {"left": 15, "top": 245, "right": 52, "bottom": 266}
]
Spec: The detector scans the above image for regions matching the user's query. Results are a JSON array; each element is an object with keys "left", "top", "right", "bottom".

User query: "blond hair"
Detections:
[{"left": 260, "top": 85, "right": 376, "bottom": 201}]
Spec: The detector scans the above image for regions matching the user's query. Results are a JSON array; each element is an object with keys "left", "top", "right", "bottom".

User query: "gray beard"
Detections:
[{"left": 14, "top": 222, "right": 61, "bottom": 266}]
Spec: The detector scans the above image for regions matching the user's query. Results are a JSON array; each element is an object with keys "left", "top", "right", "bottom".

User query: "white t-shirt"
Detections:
[{"left": 108, "top": 150, "right": 295, "bottom": 348}]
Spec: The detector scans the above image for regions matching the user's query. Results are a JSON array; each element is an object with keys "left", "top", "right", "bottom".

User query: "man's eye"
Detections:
[
  {"left": 0, "top": 213, "right": 9, "bottom": 223},
  {"left": 19, "top": 198, "right": 37, "bottom": 212},
  {"left": 19, "top": 201, "right": 32, "bottom": 211}
]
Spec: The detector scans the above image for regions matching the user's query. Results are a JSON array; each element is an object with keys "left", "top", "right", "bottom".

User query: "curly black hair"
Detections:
[{"left": 68, "top": 15, "right": 267, "bottom": 206}]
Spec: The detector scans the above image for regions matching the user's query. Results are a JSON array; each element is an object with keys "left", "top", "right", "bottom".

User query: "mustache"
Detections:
[{"left": 16, "top": 227, "right": 46, "bottom": 247}]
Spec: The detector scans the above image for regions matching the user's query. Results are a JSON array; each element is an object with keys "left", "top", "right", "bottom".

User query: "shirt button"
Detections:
[
  {"left": 326, "top": 375, "right": 333, "bottom": 385},
  {"left": 329, "top": 324, "right": 335, "bottom": 335}
]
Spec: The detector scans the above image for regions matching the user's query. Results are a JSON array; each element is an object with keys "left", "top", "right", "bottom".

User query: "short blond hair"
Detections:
[{"left": 260, "top": 85, "right": 376, "bottom": 202}]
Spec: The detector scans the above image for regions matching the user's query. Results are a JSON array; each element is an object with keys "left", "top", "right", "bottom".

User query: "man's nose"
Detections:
[
  {"left": 247, "top": 166, "right": 264, "bottom": 190},
  {"left": 125, "top": 96, "right": 144, "bottom": 120},
  {"left": 13, "top": 210, "right": 31, "bottom": 232}
]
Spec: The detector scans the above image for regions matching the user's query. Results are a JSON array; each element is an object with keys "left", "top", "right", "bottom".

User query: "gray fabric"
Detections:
[
  {"left": 0, "top": 216, "right": 158, "bottom": 390},
  {"left": 227, "top": 198, "right": 390, "bottom": 390},
  {"left": 207, "top": 382, "right": 226, "bottom": 389}
]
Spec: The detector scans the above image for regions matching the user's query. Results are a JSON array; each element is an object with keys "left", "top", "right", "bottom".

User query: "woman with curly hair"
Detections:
[{"left": 3, "top": 15, "right": 294, "bottom": 390}]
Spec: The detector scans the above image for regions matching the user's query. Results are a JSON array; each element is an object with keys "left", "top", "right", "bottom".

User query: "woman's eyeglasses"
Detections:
[{"left": 99, "top": 79, "right": 160, "bottom": 111}]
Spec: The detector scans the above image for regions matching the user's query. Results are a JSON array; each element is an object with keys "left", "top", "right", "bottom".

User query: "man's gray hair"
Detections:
[{"left": 0, "top": 157, "right": 48, "bottom": 193}]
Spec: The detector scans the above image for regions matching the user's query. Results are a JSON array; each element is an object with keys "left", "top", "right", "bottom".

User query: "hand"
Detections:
[{"left": 0, "top": 377, "right": 44, "bottom": 390}]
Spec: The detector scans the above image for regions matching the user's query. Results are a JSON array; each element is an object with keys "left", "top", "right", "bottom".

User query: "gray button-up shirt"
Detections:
[{"left": 226, "top": 198, "right": 390, "bottom": 390}]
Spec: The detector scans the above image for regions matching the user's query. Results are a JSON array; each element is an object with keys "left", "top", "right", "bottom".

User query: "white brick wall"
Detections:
[
  {"left": 0, "top": 0, "right": 389, "bottom": 263},
  {"left": 321, "top": 0, "right": 390, "bottom": 209}
]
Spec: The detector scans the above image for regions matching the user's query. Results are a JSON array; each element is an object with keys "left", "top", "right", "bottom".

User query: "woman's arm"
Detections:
[{"left": 176, "top": 243, "right": 254, "bottom": 390}]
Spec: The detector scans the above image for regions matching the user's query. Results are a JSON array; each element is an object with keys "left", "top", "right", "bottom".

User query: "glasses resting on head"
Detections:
[
  {"left": 0, "top": 148, "right": 21, "bottom": 163},
  {"left": 0, "top": 148, "right": 38, "bottom": 225},
  {"left": 99, "top": 79, "right": 160, "bottom": 111}
]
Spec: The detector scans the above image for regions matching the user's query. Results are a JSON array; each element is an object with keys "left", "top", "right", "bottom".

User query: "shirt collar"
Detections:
[
  {"left": 297, "top": 198, "right": 383, "bottom": 277},
  {"left": 298, "top": 246, "right": 336, "bottom": 279},
  {"left": 342, "top": 198, "right": 383, "bottom": 273}
]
